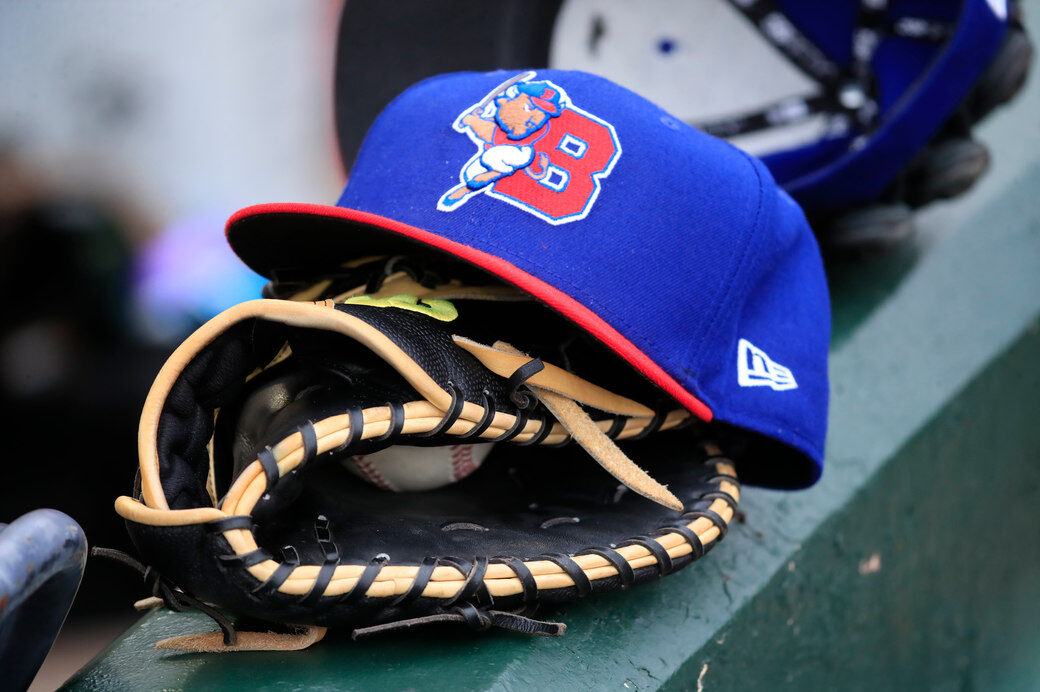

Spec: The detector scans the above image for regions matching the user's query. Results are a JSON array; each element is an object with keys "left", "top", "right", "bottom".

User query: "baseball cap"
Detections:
[{"left": 226, "top": 69, "right": 830, "bottom": 488}]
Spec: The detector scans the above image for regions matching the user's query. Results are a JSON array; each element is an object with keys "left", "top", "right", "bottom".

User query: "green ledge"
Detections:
[{"left": 65, "top": 25, "right": 1040, "bottom": 692}]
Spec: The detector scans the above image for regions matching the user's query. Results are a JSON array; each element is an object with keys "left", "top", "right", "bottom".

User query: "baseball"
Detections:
[{"left": 344, "top": 443, "right": 494, "bottom": 492}]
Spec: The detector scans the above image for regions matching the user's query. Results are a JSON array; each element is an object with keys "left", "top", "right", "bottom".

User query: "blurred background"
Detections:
[{"left": 0, "top": 2, "right": 342, "bottom": 687}]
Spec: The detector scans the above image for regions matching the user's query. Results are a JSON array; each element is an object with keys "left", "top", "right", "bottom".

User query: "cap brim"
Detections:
[
  {"left": 228, "top": 203, "right": 441, "bottom": 280},
  {"left": 226, "top": 202, "right": 713, "bottom": 422}
]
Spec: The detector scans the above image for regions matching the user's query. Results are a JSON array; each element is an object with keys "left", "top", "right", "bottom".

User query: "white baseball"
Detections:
[{"left": 344, "top": 443, "right": 494, "bottom": 492}]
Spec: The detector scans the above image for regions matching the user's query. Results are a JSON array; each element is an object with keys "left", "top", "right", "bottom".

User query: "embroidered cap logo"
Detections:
[
  {"left": 737, "top": 339, "right": 798, "bottom": 391},
  {"left": 438, "top": 72, "right": 621, "bottom": 224}
]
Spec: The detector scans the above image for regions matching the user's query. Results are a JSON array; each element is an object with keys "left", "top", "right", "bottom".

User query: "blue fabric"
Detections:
[
  {"left": 872, "top": 36, "right": 946, "bottom": 113},
  {"left": 761, "top": 135, "right": 854, "bottom": 188},
  {"left": 774, "top": 0, "right": 859, "bottom": 66},
  {"left": 336, "top": 69, "right": 830, "bottom": 482},
  {"left": 761, "top": 0, "right": 1008, "bottom": 212}
]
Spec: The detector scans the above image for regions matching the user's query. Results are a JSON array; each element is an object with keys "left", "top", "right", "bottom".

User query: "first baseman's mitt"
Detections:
[{"left": 114, "top": 257, "right": 740, "bottom": 650}]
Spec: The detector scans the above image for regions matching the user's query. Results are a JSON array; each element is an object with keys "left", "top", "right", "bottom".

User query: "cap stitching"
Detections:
[{"left": 688, "top": 148, "right": 766, "bottom": 371}]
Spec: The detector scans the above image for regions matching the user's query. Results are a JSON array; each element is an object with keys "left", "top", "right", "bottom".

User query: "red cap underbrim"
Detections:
[{"left": 226, "top": 202, "right": 713, "bottom": 422}]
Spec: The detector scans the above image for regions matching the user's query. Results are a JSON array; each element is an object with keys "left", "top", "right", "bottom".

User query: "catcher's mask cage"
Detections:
[
  {"left": 113, "top": 298, "right": 741, "bottom": 650},
  {"left": 550, "top": 0, "right": 1032, "bottom": 245}
]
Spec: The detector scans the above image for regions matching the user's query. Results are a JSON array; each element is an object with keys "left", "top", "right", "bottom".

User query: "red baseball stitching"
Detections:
[
  {"left": 352, "top": 455, "right": 397, "bottom": 492},
  {"left": 450, "top": 444, "right": 477, "bottom": 480}
]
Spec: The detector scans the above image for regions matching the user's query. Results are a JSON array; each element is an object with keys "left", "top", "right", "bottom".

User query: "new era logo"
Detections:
[{"left": 737, "top": 339, "right": 797, "bottom": 391}]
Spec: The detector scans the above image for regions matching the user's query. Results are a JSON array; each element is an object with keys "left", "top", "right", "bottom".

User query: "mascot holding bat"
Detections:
[{"left": 439, "top": 71, "right": 621, "bottom": 225}]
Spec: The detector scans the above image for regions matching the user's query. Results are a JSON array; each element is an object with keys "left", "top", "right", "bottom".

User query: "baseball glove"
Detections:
[{"left": 114, "top": 257, "right": 740, "bottom": 651}]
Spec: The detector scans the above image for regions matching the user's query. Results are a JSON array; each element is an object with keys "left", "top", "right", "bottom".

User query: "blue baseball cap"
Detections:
[{"left": 227, "top": 69, "right": 830, "bottom": 487}]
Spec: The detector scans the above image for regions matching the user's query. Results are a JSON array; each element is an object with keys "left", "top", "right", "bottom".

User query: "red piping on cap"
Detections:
[{"left": 227, "top": 202, "right": 714, "bottom": 422}]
